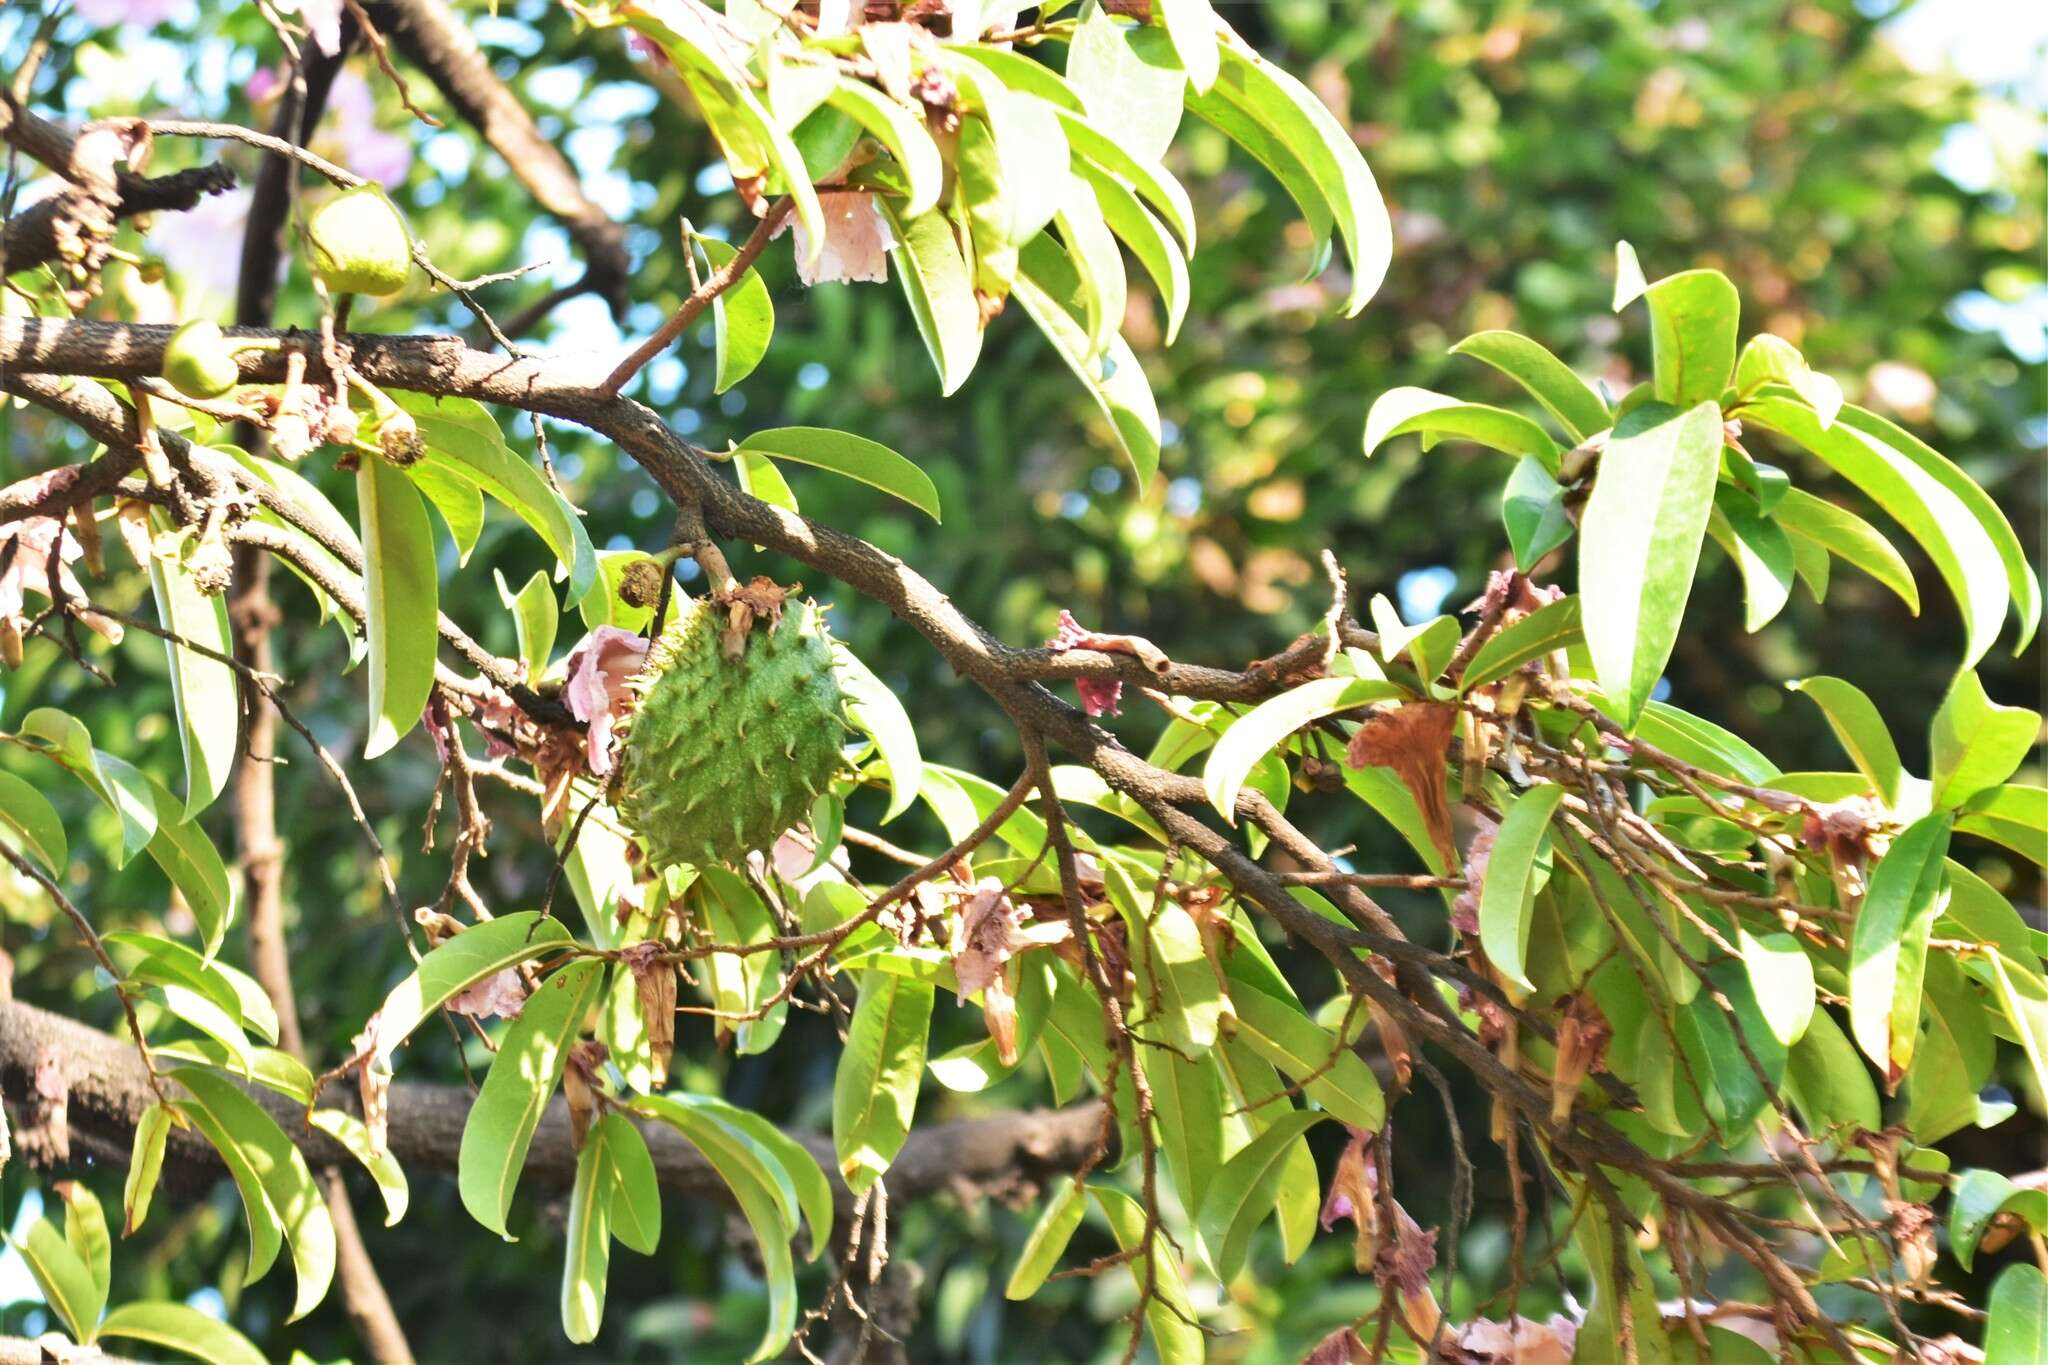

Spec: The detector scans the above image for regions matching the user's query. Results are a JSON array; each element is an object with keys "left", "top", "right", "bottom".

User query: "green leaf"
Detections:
[
  {"left": 632, "top": 1094, "right": 800, "bottom": 1361},
  {"left": 1611, "top": 240, "right": 1648, "bottom": 309},
  {"left": 823, "top": 79, "right": 943, "bottom": 218},
  {"left": 1930, "top": 668, "right": 2039, "bottom": 810},
  {"left": 1156, "top": 0, "right": 1219, "bottom": 93},
  {"left": 1451, "top": 330, "right": 1611, "bottom": 444},
  {"left": 1501, "top": 455, "right": 1574, "bottom": 572},
  {"left": 369, "top": 912, "right": 575, "bottom": 1067},
  {"left": 692, "top": 232, "right": 774, "bottom": 395},
  {"left": 1368, "top": 595, "right": 1459, "bottom": 686},
  {"left": 734, "top": 449, "right": 799, "bottom": 517},
  {"left": 170, "top": 1094, "right": 282, "bottom": 1282},
  {"left": 1987, "top": 1265, "right": 2048, "bottom": 1365},
  {"left": 494, "top": 568, "right": 559, "bottom": 682},
  {"left": 356, "top": 456, "right": 439, "bottom": 759},
  {"left": 461, "top": 959, "right": 606, "bottom": 1239},
  {"left": 1091, "top": 1187, "right": 1205, "bottom": 1365},
  {"left": 559, "top": 1115, "right": 614, "bottom": 1345},
  {"left": 173, "top": 1067, "right": 334, "bottom": 1321},
  {"left": 1786, "top": 676, "right": 1904, "bottom": 807},
  {"left": 136, "top": 774, "right": 234, "bottom": 958},
  {"left": 877, "top": 203, "right": 982, "bottom": 396},
  {"left": 1005, "top": 1179, "right": 1088, "bottom": 1300},
  {"left": 1138, "top": 1046, "right": 1225, "bottom": 1223},
  {"left": 143, "top": 510, "right": 238, "bottom": 820},
  {"left": 55, "top": 1183, "right": 110, "bottom": 1331},
  {"left": 1065, "top": 8, "right": 1184, "bottom": 163},
  {"left": 1633, "top": 268, "right": 1739, "bottom": 408},
  {"left": 831, "top": 642, "right": 922, "bottom": 824},
  {"left": 1734, "top": 333, "right": 1842, "bottom": 425},
  {"left": 692, "top": 866, "right": 787, "bottom": 1055},
  {"left": 151, "top": 1039, "right": 312, "bottom": 1104},
  {"left": 1573, "top": 1205, "right": 1675, "bottom": 1365},
  {"left": 1707, "top": 492, "right": 1794, "bottom": 632},
  {"left": 1847, "top": 813, "right": 1951, "bottom": 1077},
  {"left": 832, "top": 970, "right": 934, "bottom": 1194},
  {"left": 408, "top": 457, "right": 484, "bottom": 564},
  {"left": 0, "top": 768, "right": 66, "bottom": 874},
  {"left": 1461, "top": 595, "right": 1582, "bottom": 692},
  {"left": 1013, "top": 233, "right": 1161, "bottom": 487},
  {"left": 1783, "top": 1007, "right": 1879, "bottom": 1138},
  {"left": 1198, "top": 1108, "right": 1326, "bottom": 1283},
  {"left": 392, "top": 392, "right": 599, "bottom": 600},
  {"left": 106, "top": 932, "right": 278, "bottom": 1043},
  {"left": 18, "top": 709, "right": 157, "bottom": 866},
  {"left": 1740, "top": 394, "right": 2011, "bottom": 668},
  {"left": 1771, "top": 486, "right": 1919, "bottom": 613},
  {"left": 1204, "top": 676, "right": 1402, "bottom": 821},
  {"left": 1190, "top": 36, "right": 1389, "bottom": 316},
  {"left": 652, "top": 1094, "right": 832, "bottom": 1259},
  {"left": 1075, "top": 161, "right": 1189, "bottom": 345},
  {"left": 308, "top": 1109, "right": 409, "bottom": 1226},
  {"left": 1479, "top": 783, "right": 1567, "bottom": 995},
  {"left": 1736, "top": 929, "right": 1814, "bottom": 1046},
  {"left": 1907, "top": 953, "right": 1995, "bottom": 1142},
  {"left": 1957, "top": 785, "right": 2048, "bottom": 865},
  {"left": 98, "top": 1301, "right": 267, "bottom": 1365},
  {"left": 11, "top": 1220, "right": 97, "bottom": 1343},
  {"left": 734, "top": 426, "right": 940, "bottom": 522},
  {"left": 1952, "top": 1169, "right": 2048, "bottom": 1272},
  {"left": 1578, "top": 399, "right": 1725, "bottom": 729},
  {"left": 1053, "top": 109, "right": 1197, "bottom": 254},
  {"left": 598, "top": 1111, "right": 661, "bottom": 1256},
  {"left": 944, "top": 66, "right": 1069, "bottom": 251},
  {"left": 125, "top": 1101, "right": 173, "bottom": 1235},
  {"left": 1363, "top": 387, "right": 1563, "bottom": 470},
  {"left": 1051, "top": 175, "right": 1127, "bottom": 361},
  {"left": 1987, "top": 949, "right": 2048, "bottom": 1121},
  {"left": 1832, "top": 403, "right": 2039, "bottom": 652},
  {"left": 1226, "top": 980, "right": 1384, "bottom": 1131}
]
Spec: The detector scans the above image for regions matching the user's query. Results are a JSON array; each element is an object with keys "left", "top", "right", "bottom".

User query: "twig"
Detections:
[{"left": 600, "top": 199, "right": 793, "bottom": 395}]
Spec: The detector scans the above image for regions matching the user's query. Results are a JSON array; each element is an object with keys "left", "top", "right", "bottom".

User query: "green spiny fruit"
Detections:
[
  {"left": 615, "top": 596, "right": 846, "bottom": 871},
  {"left": 307, "top": 185, "right": 412, "bottom": 297}
]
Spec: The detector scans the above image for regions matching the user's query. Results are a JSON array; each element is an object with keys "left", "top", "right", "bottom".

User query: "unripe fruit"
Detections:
[
  {"left": 615, "top": 596, "right": 846, "bottom": 871},
  {"left": 162, "top": 318, "right": 241, "bottom": 398},
  {"left": 307, "top": 185, "right": 412, "bottom": 297}
]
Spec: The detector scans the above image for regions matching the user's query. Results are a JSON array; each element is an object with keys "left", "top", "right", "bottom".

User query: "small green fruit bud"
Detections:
[
  {"left": 162, "top": 318, "right": 241, "bottom": 399},
  {"left": 307, "top": 185, "right": 413, "bottom": 297}
]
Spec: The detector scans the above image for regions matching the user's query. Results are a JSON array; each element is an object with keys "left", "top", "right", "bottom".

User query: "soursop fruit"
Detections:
[{"left": 615, "top": 594, "right": 845, "bottom": 870}]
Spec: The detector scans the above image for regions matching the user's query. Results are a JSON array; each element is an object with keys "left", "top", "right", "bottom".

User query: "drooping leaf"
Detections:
[
  {"left": 144, "top": 509, "right": 238, "bottom": 819},
  {"left": 598, "top": 1112, "right": 662, "bottom": 1256},
  {"left": 0, "top": 768, "right": 67, "bottom": 875},
  {"left": 1987, "top": 1265, "right": 2048, "bottom": 1365},
  {"left": 1708, "top": 492, "right": 1795, "bottom": 632},
  {"left": 734, "top": 426, "right": 940, "bottom": 522},
  {"left": 1364, "top": 387, "right": 1563, "bottom": 470},
  {"left": 1956, "top": 785, "right": 2048, "bottom": 865},
  {"left": 494, "top": 568, "right": 559, "bottom": 682},
  {"left": 1074, "top": 161, "right": 1189, "bottom": 344},
  {"left": 1156, "top": 0, "right": 1220, "bottom": 93},
  {"left": 823, "top": 79, "right": 943, "bottom": 218},
  {"left": 356, "top": 456, "right": 439, "bottom": 759},
  {"left": 1198, "top": 1108, "right": 1326, "bottom": 1284},
  {"left": 832, "top": 970, "right": 934, "bottom": 1195},
  {"left": 1930, "top": 668, "right": 2039, "bottom": 810},
  {"left": 877, "top": 203, "right": 982, "bottom": 396},
  {"left": 408, "top": 457, "right": 484, "bottom": 565},
  {"left": 139, "top": 774, "right": 234, "bottom": 959},
  {"left": 693, "top": 231, "right": 774, "bottom": 394},
  {"left": 125, "top": 1101, "right": 173, "bottom": 1235},
  {"left": 1012, "top": 233, "right": 1161, "bottom": 487},
  {"left": 1479, "top": 783, "right": 1567, "bottom": 996},
  {"left": 1064, "top": 8, "right": 1184, "bottom": 163},
  {"left": 309, "top": 1109, "right": 409, "bottom": 1226},
  {"left": 1783, "top": 1006, "right": 1879, "bottom": 1139},
  {"left": 370, "top": 912, "right": 575, "bottom": 1067},
  {"left": 1734, "top": 332, "right": 1843, "bottom": 426},
  {"left": 97, "top": 1301, "right": 267, "bottom": 1365},
  {"left": 1846, "top": 813, "right": 1952, "bottom": 1078},
  {"left": 1578, "top": 399, "right": 1725, "bottom": 729},
  {"left": 1204, "top": 675, "right": 1402, "bottom": 821},
  {"left": 1770, "top": 486, "right": 1919, "bottom": 613},
  {"left": 1451, "top": 330, "right": 1612, "bottom": 444},
  {"left": 54, "top": 1183, "right": 110, "bottom": 1331},
  {"left": 1091, "top": 1186, "right": 1205, "bottom": 1364},
  {"left": 1051, "top": 175, "right": 1128, "bottom": 361},
  {"left": 18, "top": 709, "right": 156, "bottom": 866},
  {"left": 652, "top": 1093, "right": 831, "bottom": 1259},
  {"left": 1053, "top": 108, "right": 1197, "bottom": 254},
  {"left": 1736, "top": 929, "right": 1815, "bottom": 1047},
  {"left": 169, "top": 1093, "right": 282, "bottom": 1282},
  {"left": 1005, "top": 1179, "right": 1088, "bottom": 1300},
  {"left": 559, "top": 1113, "right": 614, "bottom": 1345},
  {"left": 461, "top": 959, "right": 607, "bottom": 1239},
  {"left": 1227, "top": 980, "right": 1384, "bottom": 1132},
  {"left": 10, "top": 1219, "right": 97, "bottom": 1344},
  {"left": 1786, "top": 675, "right": 1904, "bottom": 807}
]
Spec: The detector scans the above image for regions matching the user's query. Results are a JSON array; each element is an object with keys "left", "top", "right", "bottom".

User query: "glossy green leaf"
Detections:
[
  {"left": 98, "top": 1301, "right": 267, "bottom": 1365},
  {"left": 598, "top": 1112, "right": 661, "bottom": 1256},
  {"left": 1051, "top": 175, "right": 1127, "bottom": 360},
  {"left": 1368, "top": 595, "right": 1459, "bottom": 685},
  {"left": 174, "top": 1067, "right": 334, "bottom": 1320},
  {"left": 1501, "top": 454, "right": 1574, "bottom": 572},
  {"left": 734, "top": 449, "right": 799, "bottom": 519},
  {"left": 823, "top": 79, "right": 942, "bottom": 218},
  {"left": 1479, "top": 783, "right": 1567, "bottom": 995},
  {"left": 1074, "top": 160, "right": 1189, "bottom": 344},
  {"left": 1786, "top": 675, "right": 1904, "bottom": 807},
  {"left": 1611, "top": 239, "right": 1648, "bottom": 309},
  {"left": 831, "top": 642, "right": 921, "bottom": 823},
  {"left": 1907, "top": 954, "right": 1996, "bottom": 1142},
  {"left": 152, "top": 1039, "right": 313, "bottom": 1104},
  {"left": 1005, "top": 1179, "right": 1088, "bottom": 1299},
  {"left": 170, "top": 1095, "right": 282, "bottom": 1283},
  {"left": 691, "top": 866, "right": 786, "bottom": 1056},
  {"left": 1734, "top": 332, "right": 1842, "bottom": 425},
  {"left": 1770, "top": 486, "right": 1919, "bottom": 613},
  {"left": 392, "top": 392, "right": 598, "bottom": 600},
  {"left": 1634, "top": 268, "right": 1739, "bottom": 408},
  {"left": 54, "top": 1183, "right": 110, "bottom": 1330},
  {"left": 356, "top": 456, "right": 438, "bottom": 759},
  {"left": 1227, "top": 980, "right": 1384, "bottom": 1131},
  {"left": 735, "top": 426, "right": 939, "bottom": 522},
  {"left": 1091, "top": 1186, "right": 1204, "bottom": 1364},
  {"left": 1952, "top": 1169, "right": 2048, "bottom": 1272},
  {"left": 1987, "top": 950, "right": 2048, "bottom": 1121},
  {"left": 0, "top": 768, "right": 66, "bottom": 875},
  {"left": 1737, "top": 929, "right": 1814, "bottom": 1046},
  {"left": 946, "top": 66, "right": 1069, "bottom": 251},
  {"left": 1930, "top": 668, "right": 2039, "bottom": 809},
  {"left": 1957, "top": 784, "right": 2047, "bottom": 865},
  {"left": 1204, "top": 675, "right": 1402, "bottom": 822},
  {"left": 1140, "top": 1046, "right": 1226, "bottom": 1222},
  {"left": 125, "top": 1101, "right": 173, "bottom": 1235},
  {"left": 1987, "top": 1265, "right": 2048, "bottom": 1365},
  {"left": 1013, "top": 233, "right": 1161, "bottom": 487},
  {"left": 1054, "top": 108, "right": 1197, "bottom": 254},
  {"left": 461, "top": 959, "right": 606, "bottom": 1239},
  {"left": 143, "top": 510, "right": 238, "bottom": 820},
  {"left": 560, "top": 1116, "right": 614, "bottom": 1345},
  {"left": 877, "top": 203, "right": 982, "bottom": 396},
  {"left": 1579, "top": 399, "right": 1725, "bottom": 729},
  {"left": 19, "top": 709, "right": 156, "bottom": 866},
  {"left": 11, "top": 1219, "right": 97, "bottom": 1343},
  {"left": 1452, "top": 329, "right": 1611, "bottom": 443},
  {"left": 1461, "top": 595, "right": 1582, "bottom": 692},
  {"left": 693, "top": 232, "right": 774, "bottom": 394},
  {"left": 408, "top": 457, "right": 484, "bottom": 564},
  {"left": 1065, "top": 8, "right": 1184, "bottom": 162},
  {"left": 494, "top": 568, "right": 559, "bottom": 682},
  {"left": 1708, "top": 493, "right": 1794, "bottom": 632},
  {"left": 107, "top": 932, "right": 278, "bottom": 1043},
  {"left": 832, "top": 970, "right": 933, "bottom": 1194},
  {"left": 370, "top": 912, "right": 575, "bottom": 1067},
  {"left": 1364, "top": 387, "right": 1563, "bottom": 469},
  {"left": 309, "top": 1109, "right": 409, "bottom": 1226},
  {"left": 654, "top": 1094, "right": 831, "bottom": 1259},
  {"left": 1847, "top": 813, "right": 1951, "bottom": 1076},
  {"left": 1156, "top": 0, "right": 1219, "bottom": 93},
  {"left": 1198, "top": 1108, "right": 1326, "bottom": 1283},
  {"left": 1783, "top": 1006, "right": 1879, "bottom": 1139}
]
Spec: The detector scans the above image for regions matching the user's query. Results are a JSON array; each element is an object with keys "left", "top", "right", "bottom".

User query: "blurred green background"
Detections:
[{"left": 2, "top": 0, "right": 2041, "bottom": 1359}]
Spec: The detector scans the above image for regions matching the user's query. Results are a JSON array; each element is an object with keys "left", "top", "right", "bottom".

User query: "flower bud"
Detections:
[
  {"left": 162, "top": 318, "right": 241, "bottom": 399},
  {"left": 307, "top": 184, "right": 413, "bottom": 297}
]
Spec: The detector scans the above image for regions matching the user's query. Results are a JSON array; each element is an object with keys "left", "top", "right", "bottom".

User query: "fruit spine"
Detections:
[{"left": 615, "top": 595, "right": 846, "bottom": 871}]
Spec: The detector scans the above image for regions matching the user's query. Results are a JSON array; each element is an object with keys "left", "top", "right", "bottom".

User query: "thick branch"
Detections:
[{"left": 0, "top": 997, "right": 1105, "bottom": 1213}]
